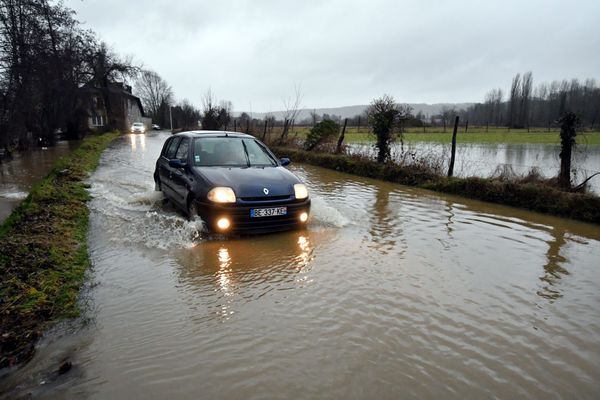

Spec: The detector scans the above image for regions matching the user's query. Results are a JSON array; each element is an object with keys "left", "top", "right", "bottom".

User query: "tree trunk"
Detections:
[{"left": 558, "top": 112, "right": 578, "bottom": 189}]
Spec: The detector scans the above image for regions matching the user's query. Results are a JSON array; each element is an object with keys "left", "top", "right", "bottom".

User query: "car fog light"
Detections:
[
  {"left": 217, "top": 217, "right": 231, "bottom": 230},
  {"left": 299, "top": 212, "right": 309, "bottom": 222}
]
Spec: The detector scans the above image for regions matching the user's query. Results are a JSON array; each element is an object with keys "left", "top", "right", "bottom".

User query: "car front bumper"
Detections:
[{"left": 196, "top": 198, "right": 311, "bottom": 234}]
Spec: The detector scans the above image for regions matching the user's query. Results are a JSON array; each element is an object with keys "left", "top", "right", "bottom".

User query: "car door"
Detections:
[
  {"left": 170, "top": 137, "right": 191, "bottom": 207},
  {"left": 159, "top": 137, "right": 181, "bottom": 200}
]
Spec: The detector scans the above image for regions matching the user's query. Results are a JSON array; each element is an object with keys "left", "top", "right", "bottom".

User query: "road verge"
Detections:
[
  {"left": 273, "top": 146, "right": 600, "bottom": 225},
  {"left": 0, "top": 132, "right": 119, "bottom": 369}
]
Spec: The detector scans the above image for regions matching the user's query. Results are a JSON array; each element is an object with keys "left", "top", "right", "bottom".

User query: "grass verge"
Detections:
[
  {"left": 0, "top": 131, "right": 119, "bottom": 369},
  {"left": 273, "top": 146, "right": 600, "bottom": 225}
]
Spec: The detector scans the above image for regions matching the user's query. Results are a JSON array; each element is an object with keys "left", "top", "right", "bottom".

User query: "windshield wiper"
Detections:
[{"left": 241, "top": 140, "right": 251, "bottom": 167}]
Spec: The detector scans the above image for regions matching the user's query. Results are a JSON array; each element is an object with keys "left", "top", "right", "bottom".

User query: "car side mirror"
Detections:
[
  {"left": 169, "top": 159, "right": 186, "bottom": 169},
  {"left": 280, "top": 157, "right": 291, "bottom": 166}
]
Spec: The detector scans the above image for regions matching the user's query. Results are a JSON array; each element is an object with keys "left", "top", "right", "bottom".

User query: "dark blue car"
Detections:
[{"left": 154, "top": 131, "right": 310, "bottom": 233}]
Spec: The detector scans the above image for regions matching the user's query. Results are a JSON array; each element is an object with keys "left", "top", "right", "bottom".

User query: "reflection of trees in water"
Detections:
[
  {"left": 368, "top": 185, "right": 395, "bottom": 253},
  {"left": 368, "top": 186, "right": 409, "bottom": 255},
  {"left": 537, "top": 226, "right": 569, "bottom": 301}
]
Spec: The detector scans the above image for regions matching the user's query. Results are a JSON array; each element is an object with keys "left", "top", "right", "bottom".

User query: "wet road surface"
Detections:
[{"left": 2, "top": 131, "right": 599, "bottom": 399}]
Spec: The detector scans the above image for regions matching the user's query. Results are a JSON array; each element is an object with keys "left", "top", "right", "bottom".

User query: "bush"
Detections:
[
  {"left": 304, "top": 119, "right": 339, "bottom": 150},
  {"left": 366, "top": 94, "right": 412, "bottom": 163}
]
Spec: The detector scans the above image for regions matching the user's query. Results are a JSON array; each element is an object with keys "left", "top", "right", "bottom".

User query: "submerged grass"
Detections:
[
  {"left": 273, "top": 146, "right": 600, "bottom": 225},
  {"left": 269, "top": 126, "right": 600, "bottom": 145},
  {"left": 0, "top": 131, "right": 119, "bottom": 368}
]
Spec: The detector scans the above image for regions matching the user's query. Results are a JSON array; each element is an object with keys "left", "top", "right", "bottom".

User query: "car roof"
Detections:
[{"left": 171, "top": 130, "right": 255, "bottom": 139}]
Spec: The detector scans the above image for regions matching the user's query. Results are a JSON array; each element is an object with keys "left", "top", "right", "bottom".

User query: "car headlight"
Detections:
[
  {"left": 294, "top": 183, "right": 309, "bottom": 200},
  {"left": 207, "top": 187, "right": 236, "bottom": 203}
]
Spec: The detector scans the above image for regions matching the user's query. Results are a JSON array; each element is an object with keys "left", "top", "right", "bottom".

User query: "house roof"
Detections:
[{"left": 79, "top": 81, "right": 146, "bottom": 117}]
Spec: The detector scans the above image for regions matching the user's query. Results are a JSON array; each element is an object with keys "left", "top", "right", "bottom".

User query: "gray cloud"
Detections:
[{"left": 66, "top": 0, "right": 600, "bottom": 111}]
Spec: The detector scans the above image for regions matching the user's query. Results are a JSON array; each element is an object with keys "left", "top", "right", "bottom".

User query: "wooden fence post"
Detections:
[
  {"left": 336, "top": 118, "right": 348, "bottom": 153},
  {"left": 262, "top": 120, "right": 268, "bottom": 142},
  {"left": 279, "top": 119, "right": 289, "bottom": 143},
  {"left": 447, "top": 116, "right": 459, "bottom": 177}
]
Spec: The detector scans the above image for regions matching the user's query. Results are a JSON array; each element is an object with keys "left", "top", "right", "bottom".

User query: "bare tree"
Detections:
[
  {"left": 279, "top": 83, "right": 303, "bottom": 142},
  {"left": 200, "top": 88, "right": 232, "bottom": 130},
  {"left": 172, "top": 99, "right": 200, "bottom": 130},
  {"left": 520, "top": 71, "right": 533, "bottom": 129},
  {"left": 440, "top": 106, "right": 456, "bottom": 132},
  {"left": 508, "top": 73, "right": 522, "bottom": 128},
  {"left": 135, "top": 69, "right": 173, "bottom": 126}
]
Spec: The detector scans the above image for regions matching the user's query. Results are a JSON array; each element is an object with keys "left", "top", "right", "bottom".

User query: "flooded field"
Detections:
[
  {"left": 350, "top": 141, "right": 600, "bottom": 194},
  {"left": 2, "top": 131, "right": 600, "bottom": 399},
  {"left": 0, "top": 141, "right": 79, "bottom": 222}
]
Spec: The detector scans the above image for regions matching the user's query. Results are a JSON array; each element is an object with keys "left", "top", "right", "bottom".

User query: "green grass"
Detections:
[
  {"left": 0, "top": 131, "right": 119, "bottom": 368},
  {"left": 280, "top": 126, "right": 600, "bottom": 145}
]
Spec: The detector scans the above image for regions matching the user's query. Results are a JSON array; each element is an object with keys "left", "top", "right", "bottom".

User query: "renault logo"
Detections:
[{"left": 263, "top": 188, "right": 269, "bottom": 195}]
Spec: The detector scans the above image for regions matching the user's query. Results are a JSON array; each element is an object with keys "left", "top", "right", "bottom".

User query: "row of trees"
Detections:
[
  {"left": 459, "top": 73, "right": 600, "bottom": 129},
  {"left": 0, "top": 0, "right": 217, "bottom": 148},
  {"left": 0, "top": 0, "right": 138, "bottom": 149}
]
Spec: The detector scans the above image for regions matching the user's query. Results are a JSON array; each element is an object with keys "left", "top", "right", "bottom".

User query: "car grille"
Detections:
[
  {"left": 239, "top": 194, "right": 291, "bottom": 202},
  {"left": 199, "top": 199, "right": 310, "bottom": 234}
]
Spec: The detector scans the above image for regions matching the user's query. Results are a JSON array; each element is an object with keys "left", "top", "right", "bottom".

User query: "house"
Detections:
[{"left": 77, "top": 82, "right": 151, "bottom": 133}]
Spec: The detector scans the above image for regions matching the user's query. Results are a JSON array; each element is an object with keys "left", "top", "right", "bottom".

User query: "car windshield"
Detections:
[
  {"left": 133, "top": 123, "right": 143, "bottom": 126},
  {"left": 192, "top": 137, "right": 277, "bottom": 167}
]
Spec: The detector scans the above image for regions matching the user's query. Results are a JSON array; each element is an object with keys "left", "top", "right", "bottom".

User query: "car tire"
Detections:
[{"left": 187, "top": 198, "right": 199, "bottom": 221}]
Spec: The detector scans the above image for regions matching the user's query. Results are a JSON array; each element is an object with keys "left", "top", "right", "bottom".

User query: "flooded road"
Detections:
[
  {"left": 0, "top": 142, "right": 79, "bottom": 222},
  {"left": 2, "top": 131, "right": 600, "bottom": 399}
]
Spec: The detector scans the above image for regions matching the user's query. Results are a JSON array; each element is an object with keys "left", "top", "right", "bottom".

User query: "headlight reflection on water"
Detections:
[
  {"left": 216, "top": 246, "right": 235, "bottom": 319},
  {"left": 129, "top": 133, "right": 136, "bottom": 151},
  {"left": 129, "top": 133, "right": 146, "bottom": 152},
  {"left": 217, "top": 247, "right": 233, "bottom": 297},
  {"left": 295, "top": 235, "right": 313, "bottom": 281}
]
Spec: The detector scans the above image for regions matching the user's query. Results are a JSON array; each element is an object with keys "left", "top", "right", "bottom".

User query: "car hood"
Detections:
[{"left": 194, "top": 166, "right": 301, "bottom": 197}]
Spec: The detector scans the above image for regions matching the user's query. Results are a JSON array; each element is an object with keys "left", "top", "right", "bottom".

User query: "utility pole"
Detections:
[{"left": 169, "top": 106, "right": 173, "bottom": 133}]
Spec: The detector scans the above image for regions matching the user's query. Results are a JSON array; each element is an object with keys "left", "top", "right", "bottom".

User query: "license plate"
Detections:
[{"left": 250, "top": 207, "right": 287, "bottom": 218}]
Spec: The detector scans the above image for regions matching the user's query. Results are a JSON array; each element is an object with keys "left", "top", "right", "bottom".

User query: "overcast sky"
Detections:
[{"left": 65, "top": 0, "right": 600, "bottom": 112}]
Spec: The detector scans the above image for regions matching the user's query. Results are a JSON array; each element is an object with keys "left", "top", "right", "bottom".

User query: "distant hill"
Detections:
[{"left": 234, "top": 103, "right": 475, "bottom": 121}]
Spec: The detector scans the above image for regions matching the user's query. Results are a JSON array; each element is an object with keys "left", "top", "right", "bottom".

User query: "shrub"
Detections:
[
  {"left": 366, "top": 94, "right": 412, "bottom": 163},
  {"left": 304, "top": 119, "right": 340, "bottom": 150}
]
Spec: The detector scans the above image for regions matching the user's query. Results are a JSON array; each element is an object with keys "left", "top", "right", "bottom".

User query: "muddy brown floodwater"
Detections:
[
  {"left": 1, "top": 132, "right": 599, "bottom": 399},
  {"left": 0, "top": 141, "right": 79, "bottom": 222}
]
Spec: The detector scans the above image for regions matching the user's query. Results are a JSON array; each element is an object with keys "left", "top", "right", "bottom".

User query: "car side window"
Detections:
[
  {"left": 165, "top": 137, "right": 181, "bottom": 159},
  {"left": 175, "top": 138, "right": 189, "bottom": 161}
]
